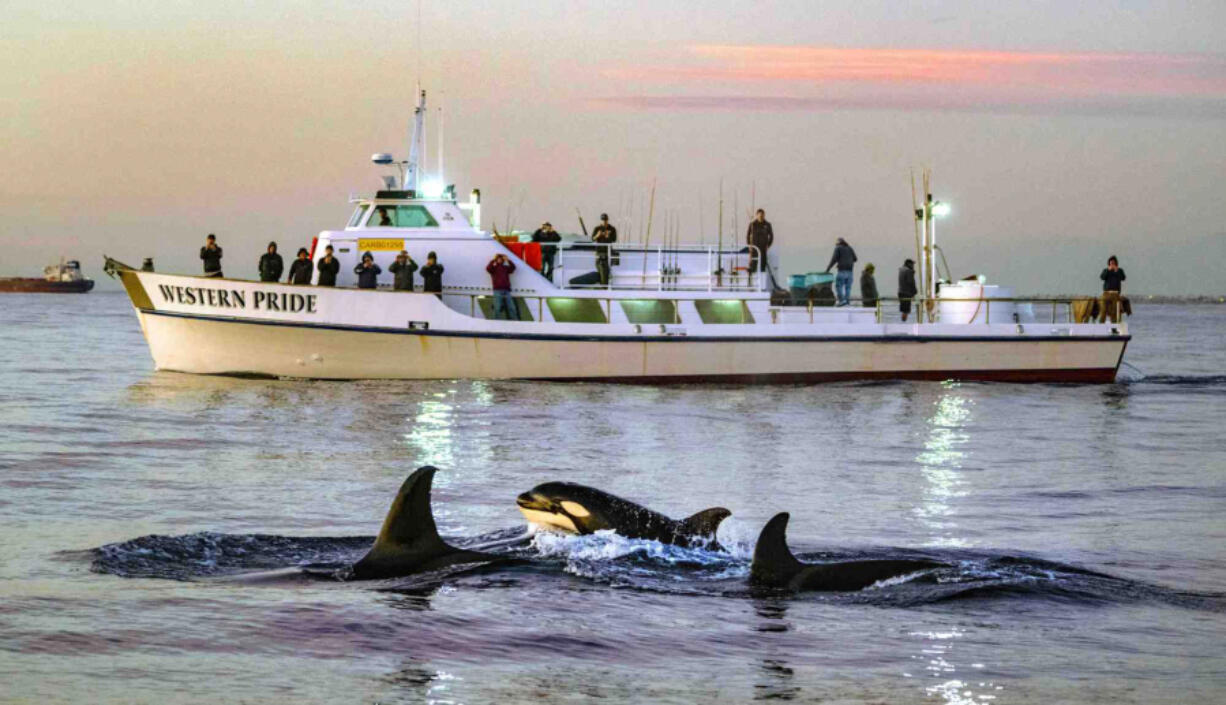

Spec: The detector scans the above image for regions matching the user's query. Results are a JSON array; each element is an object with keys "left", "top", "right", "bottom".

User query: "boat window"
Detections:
[
  {"left": 348, "top": 205, "right": 370, "bottom": 227},
  {"left": 694, "top": 300, "right": 755, "bottom": 324},
  {"left": 369, "top": 205, "right": 439, "bottom": 228},
  {"left": 619, "top": 299, "right": 678, "bottom": 324}
]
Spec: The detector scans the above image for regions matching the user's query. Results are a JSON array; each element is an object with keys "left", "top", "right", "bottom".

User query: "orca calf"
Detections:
[
  {"left": 347, "top": 466, "right": 502, "bottom": 580},
  {"left": 516, "top": 481, "right": 730, "bottom": 550},
  {"left": 749, "top": 513, "right": 946, "bottom": 592}
]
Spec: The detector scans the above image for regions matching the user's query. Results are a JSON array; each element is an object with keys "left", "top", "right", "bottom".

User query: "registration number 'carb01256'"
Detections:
[{"left": 357, "top": 239, "right": 406, "bottom": 251}]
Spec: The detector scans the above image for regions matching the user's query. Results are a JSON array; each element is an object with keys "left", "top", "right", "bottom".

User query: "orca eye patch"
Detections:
[{"left": 560, "top": 501, "right": 590, "bottom": 518}]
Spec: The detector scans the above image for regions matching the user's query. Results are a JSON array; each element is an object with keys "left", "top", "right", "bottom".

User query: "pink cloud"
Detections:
[{"left": 598, "top": 45, "right": 1226, "bottom": 115}]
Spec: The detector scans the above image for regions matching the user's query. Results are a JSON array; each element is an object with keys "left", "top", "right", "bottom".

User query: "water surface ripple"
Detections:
[{"left": 2, "top": 293, "right": 1224, "bottom": 704}]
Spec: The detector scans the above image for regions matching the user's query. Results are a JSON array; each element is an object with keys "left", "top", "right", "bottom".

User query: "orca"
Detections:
[
  {"left": 749, "top": 513, "right": 946, "bottom": 591},
  {"left": 348, "top": 466, "right": 499, "bottom": 580},
  {"left": 516, "top": 481, "right": 730, "bottom": 549}
]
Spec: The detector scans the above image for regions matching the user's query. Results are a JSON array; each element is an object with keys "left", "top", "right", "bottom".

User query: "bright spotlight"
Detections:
[
  {"left": 932, "top": 201, "right": 951, "bottom": 218},
  {"left": 420, "top": 179, "right": 445, "bottom": 199}
]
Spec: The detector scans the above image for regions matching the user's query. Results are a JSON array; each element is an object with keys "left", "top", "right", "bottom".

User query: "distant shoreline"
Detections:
[{"left": 1036, "top": 295, "right": 1225, "bottom": 304}]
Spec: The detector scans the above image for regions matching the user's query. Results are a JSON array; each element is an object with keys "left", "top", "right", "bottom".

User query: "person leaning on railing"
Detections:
[{"left": 1099, "top": 255, "right": 1126, "bottom": 323}]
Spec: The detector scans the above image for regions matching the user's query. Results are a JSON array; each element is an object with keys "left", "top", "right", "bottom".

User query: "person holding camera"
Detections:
[
  {"left": 389, "top": 250, "right": 418, "bottom": 291},
  {"left": 486, "top": 253, "right": 519, "bottom": 320}
]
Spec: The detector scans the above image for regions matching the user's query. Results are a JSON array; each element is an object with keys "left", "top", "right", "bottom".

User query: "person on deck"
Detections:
[
  {"left": 258, "top": 242, "right": 283, "bottom": 283},
  {"left": 1099, "top": 255, "right": 1126, "bottom": 323},
  {"left": 824, "top": 237, "right": 857, "bottom": 306},
  {"left": 860, "top": 263, "right": 879, "bottom": 309},
  {"left": 420, "top": 252, "right": 444, "bottom": 295},
  {"left": 592, "top": 213, "right": 617, "bottom": 286},
  {"left": 389, "top": 250, "right": 418, "bottom": 291},
  {"left": 487, "top": 253, "right": 519, "bottom": 320},
  {"left": 316, "top": 245, "right": 340, "bottom": 287},
  {"left": 200, "top": 234, "right": 223, "bottom": 278},
  {"left": 898, "top": 259, "right": 918, "bottom": 321},
  {"left": 745, "top": 209, "right": 774, "bottom": 278},
  {"left": 532, "top": 222, "right": 562, "bottom": 282},
  {"left": 354, "top": 251, "right": 381, "bottom": 289},
  {"left": 287, "top": 248, "right": 312, "bottom": 284}
]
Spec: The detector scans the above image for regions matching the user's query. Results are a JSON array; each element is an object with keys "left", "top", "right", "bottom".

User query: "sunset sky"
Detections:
[{"left": 3, "top": 1, "right": 1224, "bottom": 294}]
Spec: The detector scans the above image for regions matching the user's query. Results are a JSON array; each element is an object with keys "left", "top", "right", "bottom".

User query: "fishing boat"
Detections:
[
  {"left": 0, "top": 259, "right": 95, "bottom": 294},
  {"left": 105, "top": 91, "right": 1128, "bottom": 382}
]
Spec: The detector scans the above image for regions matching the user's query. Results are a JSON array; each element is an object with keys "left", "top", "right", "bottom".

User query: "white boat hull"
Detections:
[{"left": 117, "top": 269, "right": 1127, "bottom": 383}]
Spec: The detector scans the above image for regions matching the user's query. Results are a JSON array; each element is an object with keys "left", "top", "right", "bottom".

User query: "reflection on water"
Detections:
[
  {"left": 404, "top": 390, "right": 459, "bottom": 469},
  {"left": 908, "top": 627, "right": 1002, "bottom": 705},
  {"left": 915, "top": 388, "right": 973, "bottom": 548}
]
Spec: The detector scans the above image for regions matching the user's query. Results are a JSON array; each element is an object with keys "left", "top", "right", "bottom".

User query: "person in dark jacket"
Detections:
[
  {"left": 824, "top": 237, "right": 857, "bottom": 306},
  {"left": 532, "top": 222, "right": 562, "bottom": 282},
  {"left": 389, "top": 250, "right": 418, "bottom": 291},
  {"left": 258, "top": 242, "right": 283, "bottom": 282},
  {"left": 1099, "top": 255, "right": 1126, "bottom": 323},
  {"left": 287, "top": 248, "right": 312, "bottom": 284},
  {"left": 592, "top": 213, "right": 617, "bottom": 286},
  {"left": 487, "top": 254, "right": 518, "bottom": 320},
  {"left": 745, "top": 209, "right": 774, "bottom": 276},
  {"left": 354, "top": 251, "right": 381, "bottom": 289},
  {"left": 860, "top": 262, "right": 879, "bottom": 309},
  {"left": 200, "top": 233, "right": 223, "bottom": 277},
  {"left": 420, "top": 251, "right": 444, "bottom": 295},
  {"left": 898, "top": 258, "right": 918, "bottom": 321},
  {"left": 316, "top": 245, "right": 340, "bottom": 286}
]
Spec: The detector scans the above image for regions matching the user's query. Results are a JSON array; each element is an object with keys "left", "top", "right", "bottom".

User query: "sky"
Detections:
[{"left": 2, "top": 0, "right": 1224, "bottom": 294}]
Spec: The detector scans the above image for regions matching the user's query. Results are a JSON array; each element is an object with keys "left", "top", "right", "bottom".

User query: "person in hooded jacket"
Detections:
[
  {"left": 258, "top": 242, "right": 283, "bottom": 282},
  {"left": 898, "top": 258, "right": 918, "bottom": 321},
  {"left": 420, "top": 252, "right": 444, "bottom": 295},
  {"left": 354, "top": 251, "right": 381, "bottom": 289},
  {"left": 287, "top": 248, "right": 313, "bottom": 284},
  {"left": 860, "top": 262, "right": 879, "bottom": 309},
  {"left": 745, "top": 209, "right": 774, "bottom": 277},
  {"left": 389, "top": 250, "right": 418, "bottom": 291},
  {"left": 824, "top": 237, "right": 857, "bottom": 306},
  {"left": 316, "top": 245, "right": 340, "bottom": 286}
]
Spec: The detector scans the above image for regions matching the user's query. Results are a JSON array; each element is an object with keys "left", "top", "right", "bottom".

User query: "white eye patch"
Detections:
[{"left": 560, "top": 501, "right": 590, "bottom": 518}]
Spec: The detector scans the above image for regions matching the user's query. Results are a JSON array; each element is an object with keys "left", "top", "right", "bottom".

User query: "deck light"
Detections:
[
  {"left": 932, "top": 201, "right": 951, "bottom": 218},
  {"left": 420, "top": 179, "right": 445, "bottom": 199}
]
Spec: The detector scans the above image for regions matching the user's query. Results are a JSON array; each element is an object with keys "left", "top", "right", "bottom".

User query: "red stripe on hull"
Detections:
[{"left": 538, "top": 368, "right": 1120, "bottom": 385}]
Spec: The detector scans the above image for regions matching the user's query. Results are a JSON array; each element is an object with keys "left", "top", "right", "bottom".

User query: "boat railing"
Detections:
[
  {"left": 551, "top": 242, "right": 768, "bottom": 293},
  {"left": 450, "top": 291, "right": 1126, "bottom": 326}
]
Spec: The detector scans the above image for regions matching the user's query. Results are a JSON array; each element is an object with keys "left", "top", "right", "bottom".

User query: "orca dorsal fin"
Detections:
[
  {"left": 350, "top": 466, "right": 452, "bottom": 579},
  {"left": 677, "top": 507, "right": 732, "bottom": 538},
  {"left": 373, "top": 466, "right": 447, "bottom": 553},
  {"left": 749, "top": 512, "right": 805, "bottom": 587}
]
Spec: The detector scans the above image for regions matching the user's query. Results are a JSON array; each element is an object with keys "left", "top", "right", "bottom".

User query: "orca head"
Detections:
[{"left": 516, "top": 482, "right": 615, "bottom": 535}]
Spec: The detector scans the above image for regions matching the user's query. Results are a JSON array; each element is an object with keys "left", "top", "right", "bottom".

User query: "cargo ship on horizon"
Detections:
[{"left": 0, "top": 259, "right": 95, "bottom": 294}]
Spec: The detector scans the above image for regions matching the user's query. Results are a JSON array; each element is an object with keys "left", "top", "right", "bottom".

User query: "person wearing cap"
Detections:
[
  {"left": 420, "top": 251, "right": 444, "bottom": 295},
  {"left": 354, "top": 251, "right": 382, "bottom": 289},
  {"left": 823, "top": 237, "right": 858, "bottom": 306},
  {"left": 898, "top": 258, "right": 918, "bottom": 321},
  {"left": 258, "top": 242, "right": 283, "bottom": 283},
  {"left": 316, "top": 245, "right": 340, "bottom": 286},
  {"left": 745, "top": 209, "right": 774, "bottom": 279},
  {"left": 860, "top": 262, "right": 879, "bottom": 309},
  {"left": 532, "top": 221, "right": 562, "bottom": 282},
  {"left": 592, "top": 213, "right": 618, "bottom": 286},
  {"left": 389, "top": 250, "right": 419, "bottom": 291},
  {"left": 200, "top": 233, "right": 223, "bottom": 277},
  {"left": 287, "top": 247, "right": 313, "bottom": 284}
]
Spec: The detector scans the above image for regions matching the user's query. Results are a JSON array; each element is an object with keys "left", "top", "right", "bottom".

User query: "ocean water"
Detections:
[{"left": 1, "top": 291, "right": 1224, "bottom": 704}]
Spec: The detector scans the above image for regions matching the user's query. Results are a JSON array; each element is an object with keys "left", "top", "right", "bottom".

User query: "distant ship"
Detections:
[{"left": 0, "top": 260, "right": 95, "bottom": 293}]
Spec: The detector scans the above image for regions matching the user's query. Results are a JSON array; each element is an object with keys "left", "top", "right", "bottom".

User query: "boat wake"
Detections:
[{"left": 80, "top": 530, "right": 1223, "bottom": 611}]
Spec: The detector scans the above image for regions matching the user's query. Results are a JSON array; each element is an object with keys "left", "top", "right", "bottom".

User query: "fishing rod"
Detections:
[{"left": 641, "top": 179, "right": 657, "bottom": 284}]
